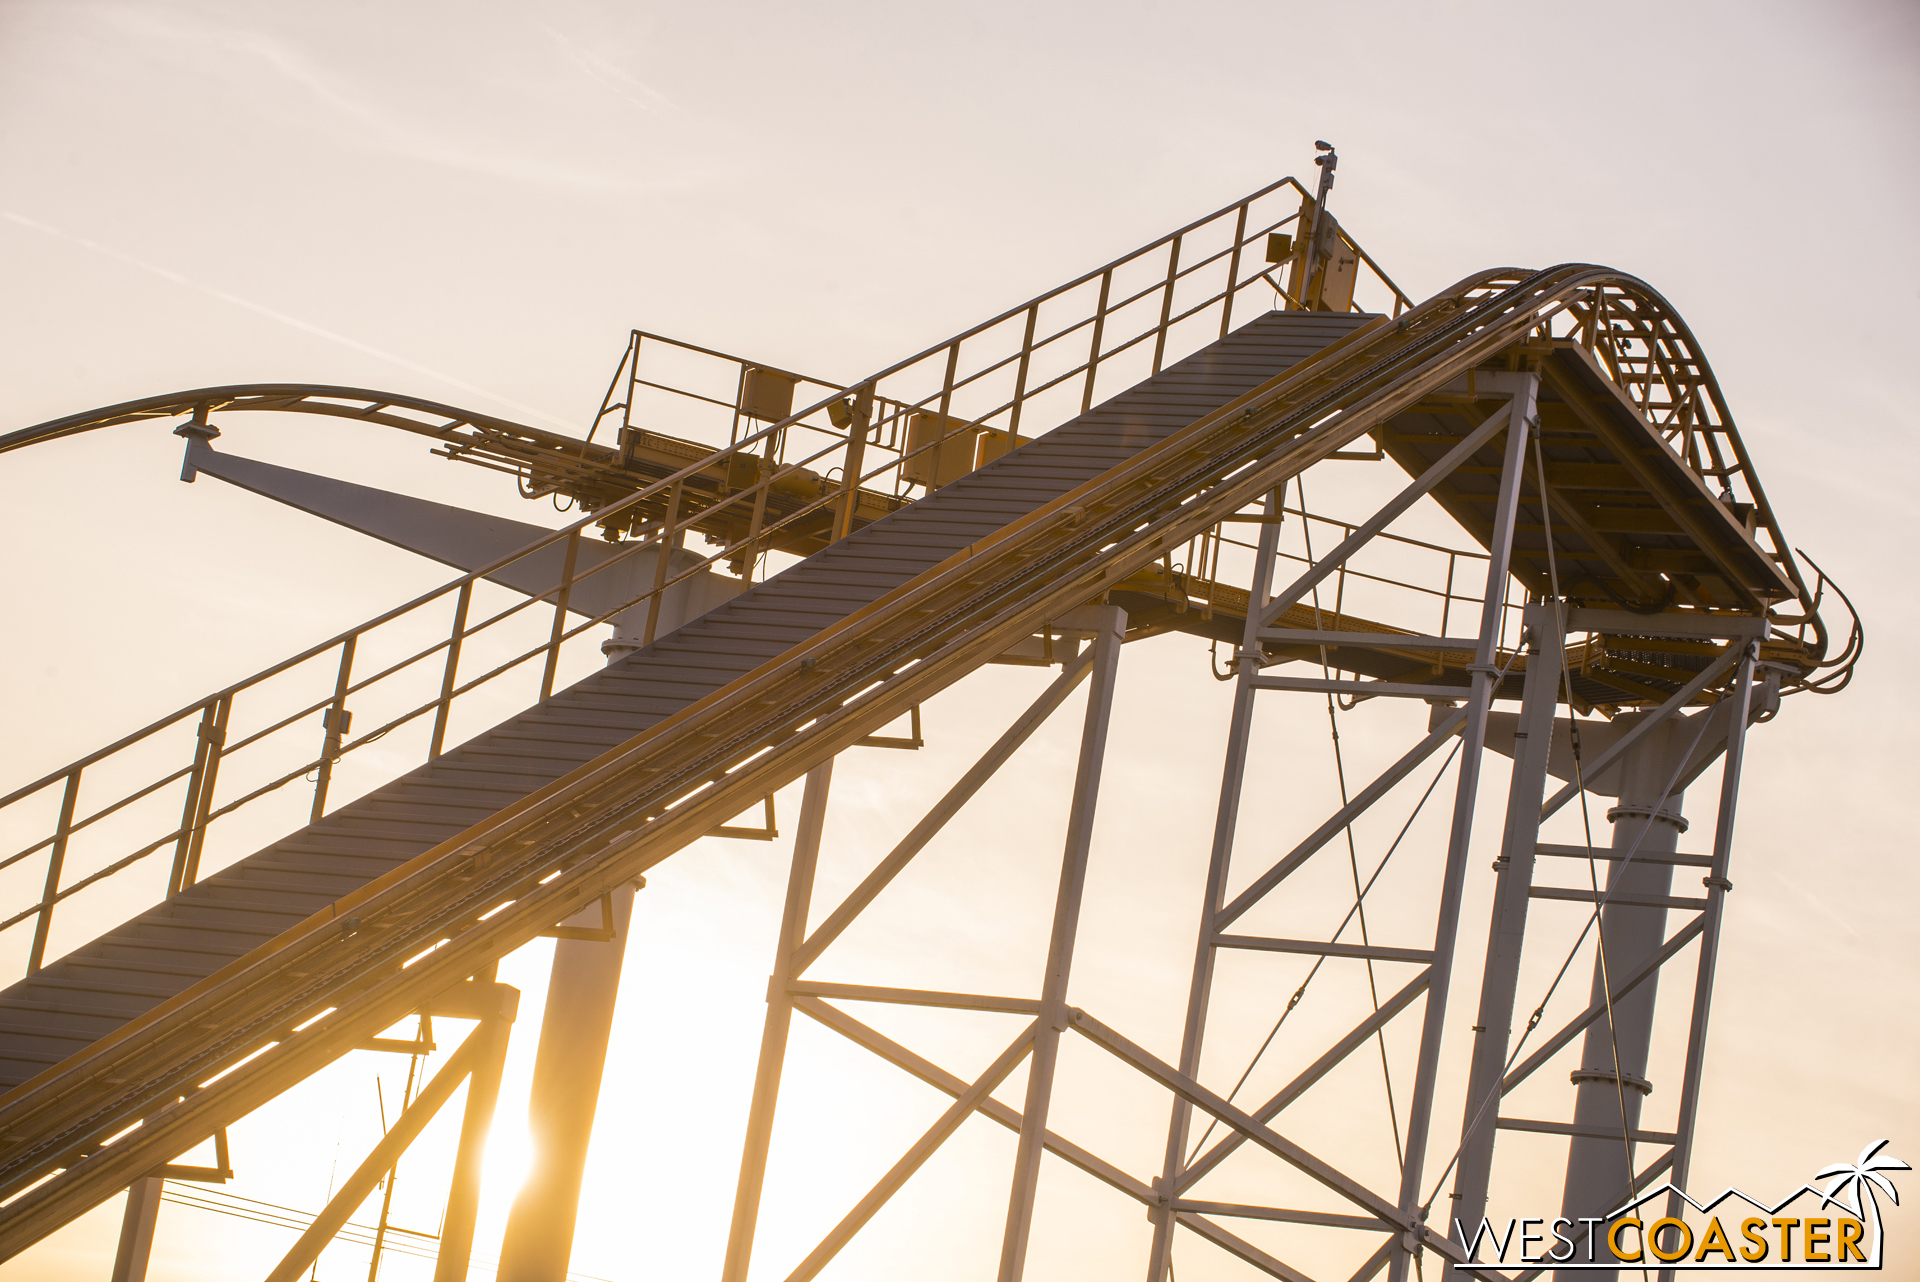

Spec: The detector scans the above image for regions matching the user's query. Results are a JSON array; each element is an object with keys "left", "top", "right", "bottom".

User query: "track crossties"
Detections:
[{"left": 0, "top": 310, "right": 1371, "bottom": 1092}]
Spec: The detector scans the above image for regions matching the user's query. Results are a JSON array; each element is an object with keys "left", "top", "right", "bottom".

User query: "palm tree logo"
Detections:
[{"left": 1816, "top": 1139, "right": 1909, "bottom": 1266}]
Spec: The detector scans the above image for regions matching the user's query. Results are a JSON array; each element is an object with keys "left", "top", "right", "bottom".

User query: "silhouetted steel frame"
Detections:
[
  {"left": 709, "top": 383, "right": 1633, "bottom": 1282},
  {"left": 0, "top": 176, "right": 1412, "bottom": 976},
  {"left": 713, "top": 611, "right": 1494, "bottom": 1282},
  {"left": 0, "top": 257, "right": 1808, "bottom": 1264},
  {"left": 1138, "top": 376, "right": 1532, "bottom": 1282},
  {"left": 0, "top": 197, "right": 1801, "bottom": 988},
  {"left": 1130, "top": 408, "right": 1763, "bottom": 1282}
]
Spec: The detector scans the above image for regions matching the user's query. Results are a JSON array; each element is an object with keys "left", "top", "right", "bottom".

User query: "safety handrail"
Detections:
[
  {"left": 0, "top": 189, "right": 1810, "bottom": 992},
  {"left": 0, "top": 175, "right": 1414, "bottom": 980},
  {"left": 0, "top": 257, "right": 1800, "bottom": 1246},
  {"left": 0, "top": 260, "right": 1838, "bottom": 1257}
]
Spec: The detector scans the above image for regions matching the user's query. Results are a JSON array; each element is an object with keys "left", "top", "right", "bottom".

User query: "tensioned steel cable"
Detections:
[
  {"left": 1419, "top": 707, "right": 1711, "bottom": 1222},
  {"left": 1531, "top": 411, "right": 1649, "bottom": 1281},
  {"left": 1475, "top": 386, "right": 1646, "bottom": 1217},
  {"left": 1296, "top": 470, "right": 1406, "bottom": 1173},
  {"left": 1181, "top": 735, "right": 1462, "bottom": 1169},
  {"left": 1417, "top": 414, "right": 1722, "bottom": 1255},
  {"left": 1176, "top": 427, "right": 1551, "bottom": 1173}
]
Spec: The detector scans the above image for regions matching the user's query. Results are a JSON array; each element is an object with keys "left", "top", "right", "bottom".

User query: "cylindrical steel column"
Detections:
[
  {"left": 498, "top": 576, "right": 721, "bottom": 1281},
  {"left": 1556, "top": 714, "right": 1688, "bottom": 1281},
  {"left": 495, "top": 886, "right": 636, "bottom": 1282},
  {"left": 1659, "top": 648, "right": 1758, "bottom": 1282}
]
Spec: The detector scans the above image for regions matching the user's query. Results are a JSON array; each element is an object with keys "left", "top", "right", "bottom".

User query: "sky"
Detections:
[{"left": 1, "top": 1, "right": 1917, "bottom": 1280}]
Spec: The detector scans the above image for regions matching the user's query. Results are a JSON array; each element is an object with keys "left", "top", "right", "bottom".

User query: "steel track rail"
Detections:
[
  {"left": 0, "top": 264, "right": 1777, "bottom": 1255},
  {"left": 0, "top": 384, "right": 594, "bottom": 458}
]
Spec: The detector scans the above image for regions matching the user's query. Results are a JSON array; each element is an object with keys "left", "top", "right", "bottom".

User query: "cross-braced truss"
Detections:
[
  {"left": 716, "top": 367, "right": 1785, "bottom": 1282},
  {"left": 0, "top": 169, "right": 1859, "bottom": 1282}
]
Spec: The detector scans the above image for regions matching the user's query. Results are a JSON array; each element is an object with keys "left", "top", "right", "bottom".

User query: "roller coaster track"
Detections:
[
  {"left": 0, "top": 189, "right": 1841, "bottom": 1266},
  {"left": 0, "top": 380, "right": 916, "bottom": 559}
]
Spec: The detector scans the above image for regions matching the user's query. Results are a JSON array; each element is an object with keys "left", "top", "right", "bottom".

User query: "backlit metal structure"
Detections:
[{"left": 0, "top": 155, "right": 1858, "bottom": 1282}]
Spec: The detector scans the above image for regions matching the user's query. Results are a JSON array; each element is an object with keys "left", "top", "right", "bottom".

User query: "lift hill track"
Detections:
[{"left": 0, "top": 177, "right": 1840, "bottom": 1263}]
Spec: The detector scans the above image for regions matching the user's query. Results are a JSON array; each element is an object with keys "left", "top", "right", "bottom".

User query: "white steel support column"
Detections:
[
  {"left": 1389, "top": 371, "right": 1537, "bottom": 1282},
  {"left": 1145, "top": 490, "right": 1286, "bottom": 1282},
  {"left": 496, "top": 886, "right": 636, "bottom": 1282},
  {"left": 498, "top": 586, "right": 718, "bottom": 1282},
  {"left": 721, "top": 759, "right": 835, "bottom": 1282},
  {"left": 1450, "top": 599, "right": 1565, "bottom": 1239},
  {"left": 997, "top": 603, "right": 1128, "bottom": 1282}
]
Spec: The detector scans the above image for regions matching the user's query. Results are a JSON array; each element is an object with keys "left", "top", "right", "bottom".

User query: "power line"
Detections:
[{"left": 158, "top": 1181, "right": 616, "bottom": 1282}]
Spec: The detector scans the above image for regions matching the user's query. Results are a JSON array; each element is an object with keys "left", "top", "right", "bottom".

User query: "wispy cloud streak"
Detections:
[{"left": 3, "top": 209, "right": 576, "bottom": 432}]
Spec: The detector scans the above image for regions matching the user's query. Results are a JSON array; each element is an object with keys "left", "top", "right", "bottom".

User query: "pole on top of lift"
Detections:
[{"left": 1300, "top": 140, "right": 1338, "bottom": 310}]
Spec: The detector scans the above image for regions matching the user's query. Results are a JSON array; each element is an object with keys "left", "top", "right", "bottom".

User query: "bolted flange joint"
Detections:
[
  {"left": 1606, "top": 803, "right": 1689, "bottom": 833},
  {"left": 1570, "top": 1066, "right": 1653, "bottom": 1096}
]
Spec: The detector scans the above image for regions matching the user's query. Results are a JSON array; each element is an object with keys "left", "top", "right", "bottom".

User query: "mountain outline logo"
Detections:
[{"left": 1454, "top": 1140, "right": 1907, "bottom": 1270}]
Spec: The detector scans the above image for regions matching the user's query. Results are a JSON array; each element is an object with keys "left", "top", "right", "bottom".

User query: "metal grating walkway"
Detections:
[{"left": 0, "top": 309, "right": 1371, "bottom": 1093}]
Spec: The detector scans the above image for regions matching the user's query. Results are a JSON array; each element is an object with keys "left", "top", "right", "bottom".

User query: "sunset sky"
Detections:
[{"left": 1, "top": 2, "right": 1915, "bottom": 1279}]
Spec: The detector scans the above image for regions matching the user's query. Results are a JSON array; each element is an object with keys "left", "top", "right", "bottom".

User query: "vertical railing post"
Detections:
[
  {"left": 1081, "top": 269, "right": 1113, "bottom": 414},
  {"left": 722, "top": 759, "right": 836, "bottom": 1282},
  {"left": 1219, "top": 203, "right": 1249, "bottom": 340},
  {"left": 311, "top": 638, "right": 355, "bottom": 825},
  {"left": 997, "top": 604, "right": 1127, "bottom": 1282},
  {"left": 1389, "top": 372, "right": 1537, "bottom": 1282},
  {"left": 542, "top": 531, "right": 583, "bottom": 698},
  {"left": 1007, "top": 304, "right": 1039, "bottom": 442},
  {"left": 1151, "top": 234, "right": 1183, "bottom": 374},
  {"left": 26, "top": 770, "right": 80, "bottom": 974},
  {"left": 729, "top": 362, "right": 747, "bottom": 445},
  {"left": 833, "top": 384, "right": 874, "bottom": 543},
  {"left": 615, "top": 332, "right": 643, "bottom": 467},
  {"left": 932, "top": 343, "right": 961, "bottom": 487},
  {"left": 639, "top": 488, "right": 681, "bottom": 647},
  {"left": 430, "top": 581, "right": 473, "bottom": 760},
  {"left": 168, "top": 701, "right": 219, "bottom": 894},
  {"left": 178, "top": 694, "right": 231, "bottom": 889}
]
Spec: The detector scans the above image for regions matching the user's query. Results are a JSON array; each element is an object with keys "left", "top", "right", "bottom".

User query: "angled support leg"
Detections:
[
  {"left": 1656, "top": 645, "right": 1757, "bottom": 1282},
  {"left": 997, "top": 603, "right": 1127, "bottom": 1282},
  {"left": 266, "top": 1027, "right": 487, "bottom": 1282},
  {"left": 721, "top": 758, "right": 835, "bottom": 1282},
  {"left": 433, "top": 983, "right": 520, "bottom": 1282},
  {"left": 1449, "top": 600, "right": 1565, "bottom": 1240},
  {"left": 1389, "top": 371, "right": 1537, "bottom": 1282},
  {"left": 1259, "top": 395, "right": 1519, "bottom": 627},
  {"left": 108, "top": 1177, "right": 163, "bottom": 1282},
  {"left": 1147, "top": 488, "right": 1286, "bottom": 1281}
]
